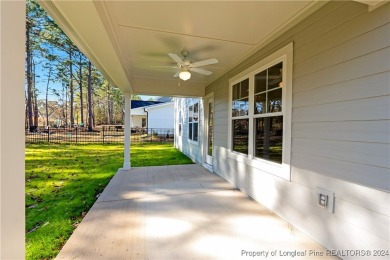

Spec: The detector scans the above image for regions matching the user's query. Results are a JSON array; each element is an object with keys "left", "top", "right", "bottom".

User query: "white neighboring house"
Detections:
[
  {"left": 131, "top": 102, "right": 174, "bottom": 129},
  {"left": 130, "top": 107, "right": 147, "bottom": 128}
]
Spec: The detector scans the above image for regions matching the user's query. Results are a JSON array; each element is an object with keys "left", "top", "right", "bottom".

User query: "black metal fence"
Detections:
[{"left": 25, "top": 126, "right": 174, "bottom": 144}]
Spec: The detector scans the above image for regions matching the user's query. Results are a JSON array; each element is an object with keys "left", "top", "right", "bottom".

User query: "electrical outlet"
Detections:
[
  {"left": 319, "top": 193, "right": 328, "bottom": 208},
  {"left": 314, "top": 187, "right": 335, "bottom": 213}
]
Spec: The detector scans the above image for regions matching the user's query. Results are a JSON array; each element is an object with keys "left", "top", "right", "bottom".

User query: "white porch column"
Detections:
[
  {"left": 123, "top": 92, "right": 131, "bottom": 170},
  {"left": 0, "top": 1, "right": 25, "bottom": 258}
]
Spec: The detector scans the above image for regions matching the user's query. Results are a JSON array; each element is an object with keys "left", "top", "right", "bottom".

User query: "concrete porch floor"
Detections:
[{"left": 56, "top": 164, "right": 339, "bottom": 260}]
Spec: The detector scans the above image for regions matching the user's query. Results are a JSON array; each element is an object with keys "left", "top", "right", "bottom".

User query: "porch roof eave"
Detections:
[
  {"left": 38, "top": 0, "right": 332, "bottom": 98},
  {"left": 38, "top": 0, "right": 205, "bottom": 97}
]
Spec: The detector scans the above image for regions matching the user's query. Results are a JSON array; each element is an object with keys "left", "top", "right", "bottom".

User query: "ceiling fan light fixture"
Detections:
[
  {"left": 179, "top": 70, "right": 191, "bottom": 81},
  {"left": 164, "top": 52, "right": 218, "bottom": 80}
]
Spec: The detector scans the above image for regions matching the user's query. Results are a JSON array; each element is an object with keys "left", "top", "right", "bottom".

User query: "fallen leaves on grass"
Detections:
[{"left": 27, "top": 221, "right": 43, "bottom": 233}]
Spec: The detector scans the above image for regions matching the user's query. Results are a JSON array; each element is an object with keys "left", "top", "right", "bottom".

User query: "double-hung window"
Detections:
[
  {"left": 254, "top": 62, "right": 283, "bottom": 163},
  {"left": 232, "top": 79, "right": 249, "bottom": 154},
  {"left": 188, "top": 102, "right": 199, "bottom": 142},
  {"left": 229, "top": 43, "right": 292, "bottom": 180}
]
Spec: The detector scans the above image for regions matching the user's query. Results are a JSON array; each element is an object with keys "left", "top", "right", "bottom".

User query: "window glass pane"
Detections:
[
  {"left": 189, "top": 105, "right": 193, "bottom": 122},
  {"left": 232, "top": 119, "right": 249, "bottom": 155},
  {"left": 194, "top": 103, "right": 199, "bottom": 113},
  {"left": 193, "top": 123, "right": 198, "bottom": 141},
  {"left": 255, "top": 70, "right": 267, "bottom": 94},
  {"left": 238, "top": 98, "right": 248, "bottom": 116},
  {"left": 268, "top": 62, "right": 283, "bottom": 90},
  {"left": 268, "top": 88, "right": 282, "bottom": 113},
  {"left": 193, "top": 103, "right": 199, "bottom": 122},
  {"left": 255, "top": 116, "right": 283, "bottom": 164},
  {"left": 232, "top": 79, "right": 249, "bottom": 117},
  {"left": 240, "top": 78, "right": 249, "bottom": 98},
  {"left": 232, "top": 83, "right": 240, "bottom": 100},
  {"left": 232, "top": 100, "right": 240, "bottom": 117},
  {"left": 189, "top": 122, "right": 193, "bottom": 140},
  {"left": 208, "top": 102, "right": 214, "bottom": 156},
  {"left": 232, "top": 99, "right": 248, "bottom": 117},
  {"left": 254, "top": 93, "right": 266, "bottom": 114}
]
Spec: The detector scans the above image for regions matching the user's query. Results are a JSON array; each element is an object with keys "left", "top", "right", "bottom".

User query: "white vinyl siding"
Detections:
[
  {"left": 147, "top": 103, "right": 174, "bottom": 129},
  {"left": 131, "top": 115, "right": 145, "bottom": 128},
  {"left": 174, "top": 98, "right": 204, "bottom": 163},
  {"left": 205, "top": 1, "right": 389, "bottom": 256}
]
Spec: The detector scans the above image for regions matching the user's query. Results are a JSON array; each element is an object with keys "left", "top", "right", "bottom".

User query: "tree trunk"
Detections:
[
  {"left": 60, "top": 82, "right": 66, "bottom": 126},
  {"left": 65, "top": 81, "right": 68, "bottom": 126},
  {"left": 33, "top": 91, "right": 39, "bottom": 127},
  {"left": 25, "top": 93, "right": 28, "bottom": 129},
  {"left": 263, "top": 117, "right": 271, "bottom": 158},
  {"left": 92, "top": 108, "right": 96, "bottom": 127},
  {"left": 26, "top": 21, "right": 34, "bottom": 131},
  {"left": 69, "top": 47, "right": 74, "bottom": 126},
  {"left": 107, "top": 84, "right": 113, "bottom": 125},
  {"left": 79, "top": 54, "right": 84, "bottom": 126},
  {"left": 45, "top": 66, "right": 52, "bottom": 126},
  {"left": 87, "top": 61, "right": 93, "bottom": 131},
  {"left": 33, "top": 59, "right": 39, "bottom": 127}
]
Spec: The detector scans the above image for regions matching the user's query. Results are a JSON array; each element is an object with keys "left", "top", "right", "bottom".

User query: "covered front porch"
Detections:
[{"left": 56, "top": 164, "right": 338, "bottom": 260}]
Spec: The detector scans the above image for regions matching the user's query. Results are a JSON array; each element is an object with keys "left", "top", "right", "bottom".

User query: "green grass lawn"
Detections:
[{"left": 25, "top": 143, "right": 193, "bottom": 260}]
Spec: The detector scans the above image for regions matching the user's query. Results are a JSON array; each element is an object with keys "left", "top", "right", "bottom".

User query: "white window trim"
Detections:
[
  {"left": 202, "top": 92, "right": 214, "bottom": 166},
  {"left": 188, "top": 99, "right": 200, "bottom": 145},
  {"left": 228, "top": 43, "right": 293, "bottom": 180}
]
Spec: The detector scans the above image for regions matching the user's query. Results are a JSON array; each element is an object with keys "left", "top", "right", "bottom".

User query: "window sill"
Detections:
[
  {"left": 228, "top": 150, "right": 249, "bottom": 161},
  {"left": 228, "top": 150, "right": 290, "bottom": 181},
  {"left": 188, "top": 139, "right": 199, "bottom": 146}
]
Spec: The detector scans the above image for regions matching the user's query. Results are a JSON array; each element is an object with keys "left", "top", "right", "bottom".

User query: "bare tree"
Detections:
[
  {"left": 79, "top": 52, "right": 84, "bottom": 125},
  {"left": 45, "top": 66, "right": 52, "bottom": 126},
  {"left": 26, "top": 20, "right": 34, "bottom": 131},
  {"left": 87, "top": 61, "right": 93, "bottom": 131},
  {"left": 32, "top": 59, "right": 39, "bottom": 128},
  {"left": 69, "top": 46, "right": 74, "bottom": 126},
  {"left": 107, "top": 84, "right": 114, "bottom": 125}
]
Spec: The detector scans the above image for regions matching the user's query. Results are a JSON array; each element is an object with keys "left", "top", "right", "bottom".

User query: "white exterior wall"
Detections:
[
  {"left": 147, "top": 103, "right": 174, "bottom": 129},
  {"left": 175, "top": 98, "right": 204, "bottom": 164},
  {"left": 131, "top": 115, "right": 145, "bottom": 128},
  {"left": 176, "top": 2, "right": 389, "bottom": 259}
]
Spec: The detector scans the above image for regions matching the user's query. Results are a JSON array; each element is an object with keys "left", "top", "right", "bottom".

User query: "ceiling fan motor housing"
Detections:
[
  {"left": 164, "top": 51, "right": 219, "bottom": 80},
  {"left": 181, "top": 50, "right": 190, "bottom": 58}
]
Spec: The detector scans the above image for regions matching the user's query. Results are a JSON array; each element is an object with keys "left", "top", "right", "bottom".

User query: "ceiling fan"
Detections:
[{"left": 158, "top": 50, "right": 218, "bottom": 81}]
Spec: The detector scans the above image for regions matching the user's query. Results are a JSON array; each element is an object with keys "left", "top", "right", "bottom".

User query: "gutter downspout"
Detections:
[{"left": 144, "top": 107, "right": 148, "bottom": 129}]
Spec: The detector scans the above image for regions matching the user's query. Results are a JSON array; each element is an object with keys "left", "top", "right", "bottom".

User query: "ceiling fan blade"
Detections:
[
  {"left": 151, "top": 65, "right": 179, "bottom": 69},
  {"left": 190, "top": 58, "right": 218, "bottom": 68},
  {"left": 168, "top": 53, "right": 184, "bottom": 64},
  {"left": 173, "top": 71, "right": 180, "bottom": 77},
  {"left": 190, "top": 67, "right": 213, "bottom": 75}
]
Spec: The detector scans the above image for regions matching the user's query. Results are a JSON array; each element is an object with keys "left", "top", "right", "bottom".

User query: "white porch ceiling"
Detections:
[{"left": 39, "top": 1, "right": 327, "bottom": 97}]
